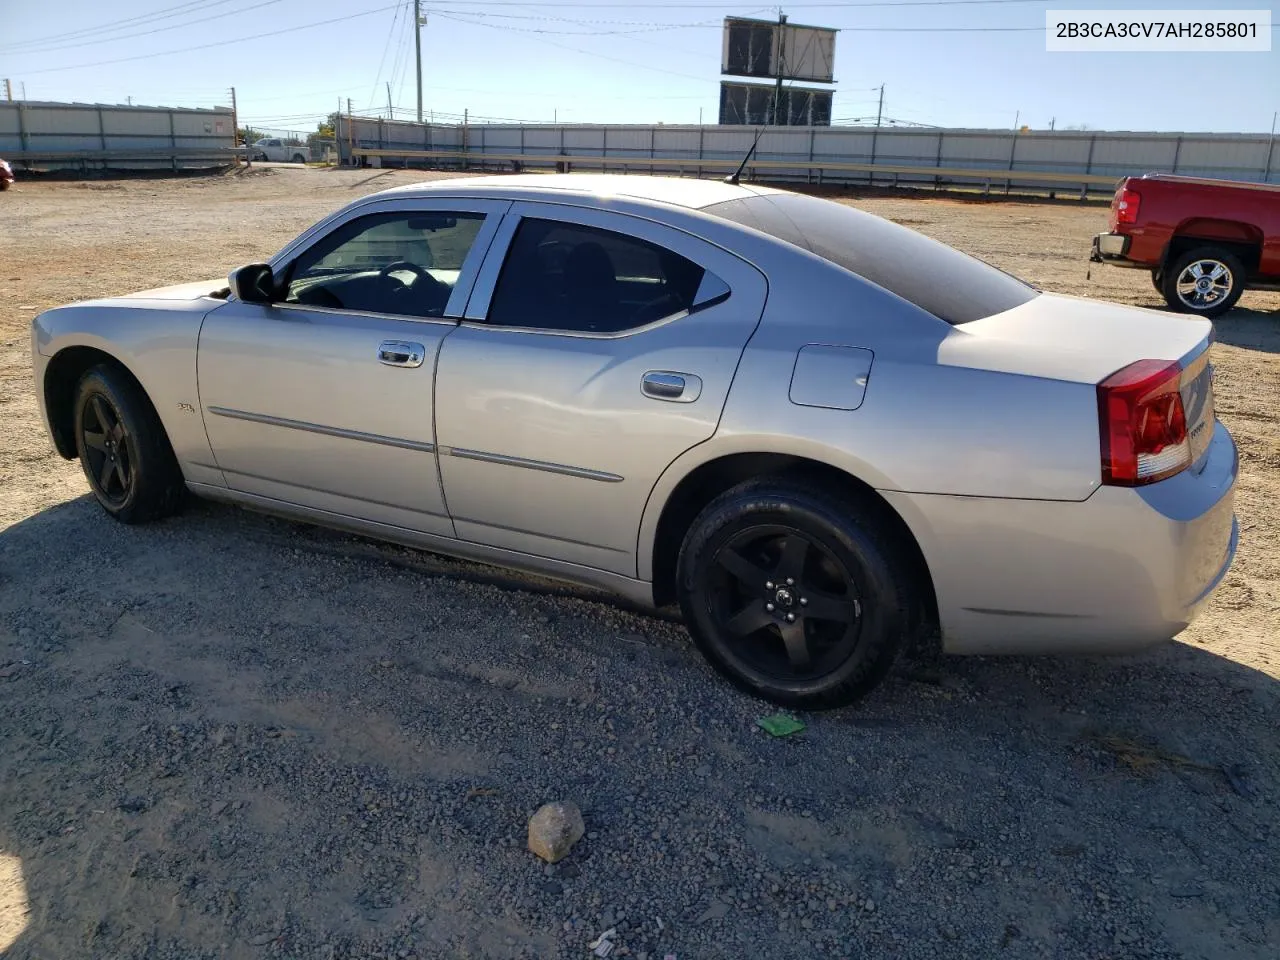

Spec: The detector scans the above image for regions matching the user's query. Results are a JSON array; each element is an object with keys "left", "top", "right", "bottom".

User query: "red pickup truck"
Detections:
[{"left": 1091, "top": 173, "right": 1280, "bottom": 317}]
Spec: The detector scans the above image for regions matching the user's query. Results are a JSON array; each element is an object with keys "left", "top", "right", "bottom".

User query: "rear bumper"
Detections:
[
  {"left": 1090, "top": 232, "right": 1142, "bottom": 267},
  {"left": 884, "top": 420, "right": 1239, "bottom": 655}
]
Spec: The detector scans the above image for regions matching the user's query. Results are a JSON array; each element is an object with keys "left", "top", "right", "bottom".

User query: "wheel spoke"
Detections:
[
  {"left": 779, "top": 619, "right": 811, "bottom": 669},
  {"left": 716, "top": 547, "right": 771, "bottom": 590},
  {"left": 723, "top": 600, "right": 773, "bottom": 638},
  {"left": 801, "top": 590, "right": 859, "bottom": 625},
  {"left": 91, "top": 396, "right": 114, "bottom": 433},
  {"left": 82, "top": 430, "right": 108, "bottom": 453},
  {"left": 1208, "top": 264, "right": 1226, "bottom": 280},
  {"left": 98, "top": 455, "right": 117, "bottom": 493},
  {"left": 774, "top": 534, "right": 809, "bottom": 584},
  {"left": 116, "top": 445, "right": 132, "bottom": 487}
]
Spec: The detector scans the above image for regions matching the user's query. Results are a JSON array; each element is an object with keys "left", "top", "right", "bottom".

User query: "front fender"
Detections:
[{"left": 34, "top": 299, "right": 226, "bottom": 487}]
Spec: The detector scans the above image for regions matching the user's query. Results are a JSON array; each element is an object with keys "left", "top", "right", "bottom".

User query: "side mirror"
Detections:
[{"left": 229, "top": 263, "right": 277, "bottom": 304}]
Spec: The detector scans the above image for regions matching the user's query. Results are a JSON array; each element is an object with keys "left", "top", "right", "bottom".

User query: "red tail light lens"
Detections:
[
  {"left": 1098, "top": 360, "right": 1190, "bottom": 486},
  {"left": 1114, "top": 187, "right": 1141, "bottom": 226}
]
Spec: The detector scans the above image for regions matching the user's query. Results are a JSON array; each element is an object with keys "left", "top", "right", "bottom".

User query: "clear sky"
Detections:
[{"left": 0, "top": 0, "right": 1276, "bottom": 134}]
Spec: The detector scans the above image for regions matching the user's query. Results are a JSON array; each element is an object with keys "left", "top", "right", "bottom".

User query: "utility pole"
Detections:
[
  {"left": 414, "top": 0, "right": 424, "bottom": 123},
  {"left": 3, "top": 79, "right": 10, "bottom": 102},
  {"left": 127, "top": 95, "right": 133, "bottom": 106},
  {"left": 771, "top": 11, "right": 787, "bottom": 126},
  {"left": 386, "top": 81, "right": 393, "bottom": 120},
  {"left": 1265, "top": 110, "right": 1277, "bottom": 183},
  {"left": 875, "top": 84, "right": 884, "bottom": 128},
  {"left": 229, "top": 86, "right": 240, "bottom": 165},
  {"left": 1049, "top": 116, "right": 1056, "bottom": 131}
]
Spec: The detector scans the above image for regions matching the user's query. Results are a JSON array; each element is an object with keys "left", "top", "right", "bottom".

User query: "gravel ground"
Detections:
[{"left": 1, "top": 167, "right": 1278, "bottom": 959}]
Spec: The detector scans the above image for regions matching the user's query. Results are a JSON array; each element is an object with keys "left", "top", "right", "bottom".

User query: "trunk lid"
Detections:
[{"left": 942, "top": 292, "right": 1217, "bottom": 469}]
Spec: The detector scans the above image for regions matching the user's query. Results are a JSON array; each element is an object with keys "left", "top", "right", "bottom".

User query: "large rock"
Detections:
[{"left": 527, "top": 801, "right": 585, "bottom": 863}]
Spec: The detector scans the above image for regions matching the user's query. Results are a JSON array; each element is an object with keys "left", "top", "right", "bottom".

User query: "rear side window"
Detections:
[
  {"left": 486, "top": 218, "right": 726, "bottom": 334},
  {"left": 704, "top": 193, "right": 1036, "bottom": 324}
]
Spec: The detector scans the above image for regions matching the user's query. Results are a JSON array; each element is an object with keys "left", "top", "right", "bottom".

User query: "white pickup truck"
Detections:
[{"left": 250, "top": 138, "right": 309, "bottom": 163}]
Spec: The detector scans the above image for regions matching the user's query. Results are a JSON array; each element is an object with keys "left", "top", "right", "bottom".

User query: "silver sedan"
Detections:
[{"left": 30, "top": 174, "right": 1239, "bottom": 708}]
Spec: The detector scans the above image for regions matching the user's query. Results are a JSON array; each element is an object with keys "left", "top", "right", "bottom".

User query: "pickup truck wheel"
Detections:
[
  {"left": 677, "top": 479, "right": 915, "bottom": 710},
  {"left": 292, "top": 153, "right": 306, "bottom": 164},
  {"left": 73, "top": 364, "right": 184, "bottom": 524},
  {"left": 1161, "top": 247, "right": 1245, "bottom": 318}
]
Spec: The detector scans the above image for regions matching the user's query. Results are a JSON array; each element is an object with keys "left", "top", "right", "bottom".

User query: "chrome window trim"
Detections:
[
  {"left": 461, "top": 200, "right": 750, "bottom": 336},
  {"left": 264, "top": 301, "right": 460, "bottom": 327},
  {"left": 260, "top": 197, "right": 512, "bottom": 321},
  {"left": 454, "top": 310, "right": 690, "bottom": 341}
]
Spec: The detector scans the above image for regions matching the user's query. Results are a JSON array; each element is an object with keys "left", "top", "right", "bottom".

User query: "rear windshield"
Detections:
[{"left": 704, "top": 192, "right": 1037, "bottom": 324}]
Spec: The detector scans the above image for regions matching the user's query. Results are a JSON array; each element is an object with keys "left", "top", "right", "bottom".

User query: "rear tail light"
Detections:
[
  {"left": 1114, "top": 187, "right": 1141, "bottom": 226},
  {"left": 1098, "top": 360, "right": 1190, "bottom": 486}
]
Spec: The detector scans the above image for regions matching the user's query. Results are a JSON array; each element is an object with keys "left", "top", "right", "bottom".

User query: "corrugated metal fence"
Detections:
[
  {"left": 0, "top": 101, "right": 238, "bottom": 170},
  {"left": 337, "top": 116, "right": 1279, "bottom": 195}
]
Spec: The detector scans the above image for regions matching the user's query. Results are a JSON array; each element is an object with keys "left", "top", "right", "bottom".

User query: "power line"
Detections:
[
  {"left": 13, "top": 5, "right": 402, "bottom": 76},
  {"left": 334, "top": 0, "right": 1068, "bottom": 7},
  {"left": 0, "top": 0, "right": 244, "bottom": 50},
  {"left": 431, "top": 9, "right": 724, "bottom": 36},
  {"left": 0, "top": 0, "right": 283, "bottom": 54},
  {"left": 430, "top": 11, "right": 712, "bottom": 81},
  {"left": 388, "top": 3, "right": 415, "bottom": 108},
  {"left": 366, "top": 0, "right": 407, "bottom": 111}
]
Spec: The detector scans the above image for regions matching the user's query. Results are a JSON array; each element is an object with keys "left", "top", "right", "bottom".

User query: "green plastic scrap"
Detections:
[{"left": 756, "top": 713, "right": 806, "bottom": 737}]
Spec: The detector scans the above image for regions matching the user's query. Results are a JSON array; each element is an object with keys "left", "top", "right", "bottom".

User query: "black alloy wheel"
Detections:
[
  {"left": 72, "top": 363, "right": 185, "bottom": 523},
  {"left": 707, "top": 525, "right": 862, "bottom": 682},
  {"left": 678, "top": 479, "right": 917, "bottom": 709},
  {"left": 80, "top": 392, "right": 134, "bottom": 506}
]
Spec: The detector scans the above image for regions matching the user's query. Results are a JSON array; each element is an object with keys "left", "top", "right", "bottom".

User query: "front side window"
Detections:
[
  {"left": 284, "top": 211, "right": 486, "bottom": 319},
  {"left": 486, "top": 218, "right": 727, "bottom": 333}
]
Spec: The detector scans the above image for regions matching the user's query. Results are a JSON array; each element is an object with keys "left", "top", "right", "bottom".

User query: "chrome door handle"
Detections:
[
  {"left": 377, "top": 340, "right": 426, "bottom": 368},
  {"left": 641, "top": 371, "right": 702, "bottom": 403}
]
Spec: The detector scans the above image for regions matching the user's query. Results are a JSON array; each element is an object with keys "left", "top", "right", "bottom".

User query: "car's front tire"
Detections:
[
  {"left": 676, "top": 479, "right": 916, "bottom": 710},
  {"left": 1161, "top": 246, "right": 1245, "bottom": 318},
  {"left": 73, "top": 364, "right": 184, "bottom": 524}
]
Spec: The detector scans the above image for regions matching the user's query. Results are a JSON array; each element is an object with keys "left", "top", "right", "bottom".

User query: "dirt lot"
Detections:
[{"left": 1, "top": 168, "right": 1278, "bottom": 959}]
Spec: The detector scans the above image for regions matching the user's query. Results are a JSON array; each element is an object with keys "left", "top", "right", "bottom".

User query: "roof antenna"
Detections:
[{"left": 724, "top": 126, "right": 765, "bottom": 185}]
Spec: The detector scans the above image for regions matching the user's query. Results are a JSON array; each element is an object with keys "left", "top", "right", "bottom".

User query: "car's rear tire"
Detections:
[
  {"left": 1160, "top": 246, "right": 1245, "bottom": 318},
  {"left": 73, "top": 364, "right": 184, "bottom": 524},
  {"left": 676, "top": 478, "right": 916, "bottom": 710},
  {"left": 1151, "top": 269, "right": 1163, "bottom": 293},
  {"left": 292, "top": 153, "right": 306, "bottom": 164}
]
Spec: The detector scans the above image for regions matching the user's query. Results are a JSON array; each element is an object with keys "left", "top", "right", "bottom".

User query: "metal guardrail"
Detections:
[
  {"left": 350, "top": 147, "right": 1124, "bottom": 193},
  {"left": 8, "top": 147, "right": 249, "bottom": 171}
]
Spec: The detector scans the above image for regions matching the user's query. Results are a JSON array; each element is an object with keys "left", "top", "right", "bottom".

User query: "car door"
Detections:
[
  {"left": 434, "top": 202, "right": 768, "bottom": 575},
  {"left": 197, "top": 197, "right": 509, "bottom": 537}
]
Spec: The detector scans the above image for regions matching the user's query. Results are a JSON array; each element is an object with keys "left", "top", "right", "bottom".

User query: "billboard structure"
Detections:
[
  {"left": 721, "top": 16, "right": 836, "bottom": 83},
  {"left": 718, "top": 15, "right": 837, "bottom": 126},
  {"left": 718, "top": 83, "right": 833, "bottom": 127}
]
